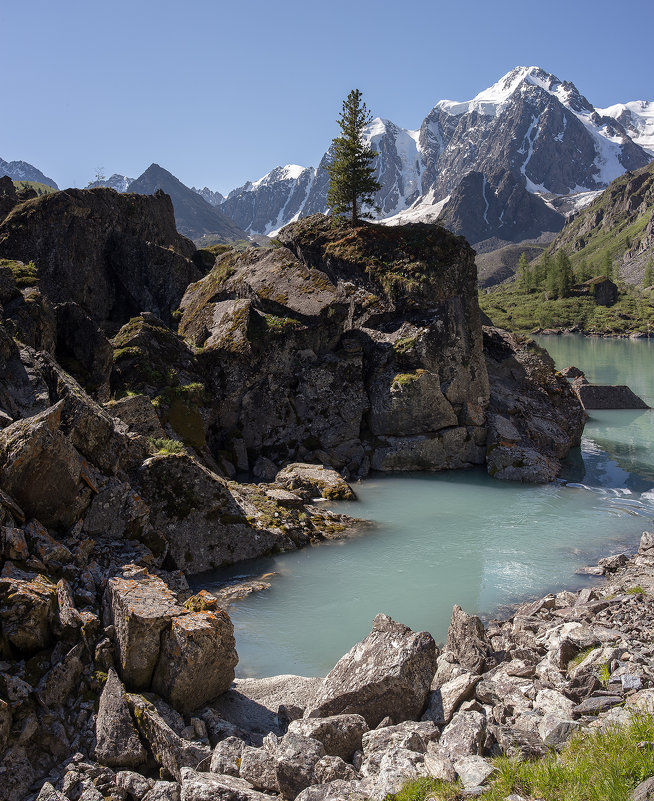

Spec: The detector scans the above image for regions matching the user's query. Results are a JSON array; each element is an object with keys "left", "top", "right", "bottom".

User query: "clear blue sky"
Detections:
[{"left": 2, "top": 0, "right": 652, "bottom": 193}]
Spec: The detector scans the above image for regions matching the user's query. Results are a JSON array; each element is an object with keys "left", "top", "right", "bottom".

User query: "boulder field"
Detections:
[
  {"left": 0, "top": 187, "right": 591, "bottom": 797},
  {"left": 15, "top": 535, "right": 654, "bottom": 801}
]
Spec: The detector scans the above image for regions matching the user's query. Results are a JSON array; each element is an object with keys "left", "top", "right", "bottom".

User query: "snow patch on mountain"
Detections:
[
  {"left": 381, "top": 192, "right": 451, "bottom": 226},
  {"left": 90, "top": 174, "right": 133, "bottom": 192},
  {"left": 599, "top": 100, "right": 654, "bottom": 156},
  {"left": 251, "top": 165, "right": 309, "bottom": 189}
]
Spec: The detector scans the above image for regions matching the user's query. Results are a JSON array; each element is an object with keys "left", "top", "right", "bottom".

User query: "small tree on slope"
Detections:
[{"left": 326, "top": 89, "right": 381, "bottom": 225}]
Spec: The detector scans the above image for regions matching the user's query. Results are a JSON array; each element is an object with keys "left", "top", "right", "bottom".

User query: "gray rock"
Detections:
[
  {"left": 538, "top": 715, "right": 580, "bottom": 750},
  {"left": 36, "top": 783, "right": 67, "bottom": 801},
  {"left": 453, "top": 755, "right": 496, "bottom": 789},
  {"left": 445, "top": 606, "right": 489, "bottom": 673},
  {"left": 422, "top": 671, "right": 480, "bottom": 726},
  {"left": 633, "top": 776, "right": 654, "bottom": 801},
  {"left": 115, "top": 771, "right": 154, "bottom": 800},
  {"left": 275, "top": 733, "right": 326, "bottom": 799},
  {"left": 573, "top": 695, "right": 623, "bottom": 716},
  {"left": 95, "top": 669, "right": 148, "bottom": 768},
  {"left": 274, "top": 464, "right": 355, "bottom": 501},
  {"left": 210, "top": 737, "right": 245, "bottom": 776},
  {"left": 423, "top": 748, "right": 457, "bottom": 782},
  {"left": 179, "top": 768, "right": 269, "bottom": 801},
  {"left": 365, "top": 748, "right": 428, "bottom": 800},
  {"left": 151, "top": 608, "right": 238, "bottom": 714},
  {"left": 239, "top": 746, "right": 279, "bottom": 792},
  {"left": 38, "top": 642, "right": 84, "bottom": 707},
  {"left": 294, "top": 779, "right": 370, "bottom": 801},
  {"left": 438, "top": 710, "right": 486, "bottom": 761},
  {"left": 105, "top": 567, "right": 183, "bottom": 690},
  {"left": 305, "top": 614, "right": 437, "bottom": 727},
  {"left": 313, "top": 756, "right": 358, "bottom": 784},
  {"left": 640, "top": 532, "right": 654, "bottom": 553},
  {"left": 288, "top": 714, "right": 368, "bottom": 761},
  {"left": 142, "top": 782, "right": 181, "bottom": 801},
  {"left": 127, "top": 694, "right": 211, "bottom": 781}
]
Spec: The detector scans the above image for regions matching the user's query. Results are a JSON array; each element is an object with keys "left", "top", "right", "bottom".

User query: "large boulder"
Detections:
[
  {"left": 274, "top": 464, "right": 355, "bottom": 501},
  {"left": 305, "top": 614, "right": 438, "bottom": 727},
  {"left": 445, "top": 605, "right": 490, "bottom": 673},
  {"left": 105, "top": 566, "right": 184, "bottom": 689},
  {"left": 151, "top": 608, "right": 238, "bottom": 714},
  {"left": 287, "top": 714, "right": 368, "bottom": 761}
]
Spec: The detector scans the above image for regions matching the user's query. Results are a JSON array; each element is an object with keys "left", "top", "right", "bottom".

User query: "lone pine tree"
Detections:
[{"left": 326, "top": 89, "right": 381, "bottom": 225}]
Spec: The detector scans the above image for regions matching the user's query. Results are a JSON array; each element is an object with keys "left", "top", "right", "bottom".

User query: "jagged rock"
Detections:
[
  {"left": 365, "top": 748, "right": 429, "bottom": 800},
  {"left": 453, "top": 755, "right": 496, "bottom": 789},
  {"left": 152, "top": 609, "right": 238, "bottom": 713},
  {"left": 210, "top": 736, "right": 245, "bottom": 776},
  {"left": 294, "top": 779, "right": 370, "bottom": 801},
  {"left": 179, "top": 768, "right": 269, "bottom": 801},
  {"left": 83, "top": 478, "right": 150, "bottom": 541},
  {"left": 287, "top": 714, "right": 368, "bottom": 761},
  {"left": 576, "top": 383, "right": 648, "bottom": 410},
  {"left": 115, "top": 770, "right": 154, "bottom": 800},
  {"left": 137, "top": 453, "right": 285, "bottom": 574},
  {"left": 37, "top": 642, "right": 84, "bottom": 707},
  {"left": 0, "top": 401, "right": 89, "bottom": 528},
  {"left": 313, "top": 756, "right": 358, "bottom": 784},
  {"left": 305, "top": 614, "right": 437, "bottom": 727},
  {"left": 493, "top": 724, "right": 546, "bottom": 759},
  {"left": 438, "top": 710, "right": 486, "bottom": 761},
  {"left": 239, "top": 746, "right": 279, "bottom": 791},
  {"left": 106, "top": 394, "right": 167, "bottom": 438},
  {"left": 423, "top": 747, "right": 457, "bottom": 781},
  {"left": 1, "top": 525, "right": 28, "bottom": 560},
  {"left": 484, "top": 327, "right": 585, "bottom": 482},
  {"left": 633, "top": 776, "right": 654, "bottom": 801},
  {"left": 142, "top": 781, "right": 181, "bottom": 801},
  {"left": 128, "top": 695, "right": 211, "bottom": 781},
  {"left": 105, "top": 567, "right": 183, "bottom": 689},
  {"left": 95, "top": 669, "right": 148, "bottom": 768},
  {"left": 640, "top": 532, "right": 654, "bottom": 553},
  {"left": 35, "top": 783, "right": 67, "bottom": 801},
  {"left": 538, "top": 715, "right": 580, "bottom": 750},
  {"left": 360, "top": 721, "right": 439, "bottom": 776},
  {"left": 274, "top": 733, "right": 326, "bottom": 800},
  {"left": 0, "top": 697, "right": 11, "bottom": 750},
  {"left": 0, "top": 187, "right": 198, "bottom": 330},
  {"left": 422, "top": 670, "right": 480, "bottom": 726},
  {"left": 54, "top": 301, "right": 114, "bottom": 398},
  {"left": 446, "top": 606, "right": 489, "bottom": 673},
  {"left": 0, "top": 564, "right": 58, "bottom": 652},
  {"left": 274, "top": 464, "right": 355, "bottom": 501}
]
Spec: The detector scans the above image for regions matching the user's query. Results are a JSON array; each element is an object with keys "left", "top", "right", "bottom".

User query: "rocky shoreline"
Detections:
[{"left": 14, "top": 528, "right": 654, "bottom": 801}]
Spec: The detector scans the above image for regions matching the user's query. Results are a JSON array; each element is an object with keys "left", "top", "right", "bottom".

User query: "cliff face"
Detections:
[{"left": 178, "top": 214, "right": 490, "bottom": 476}]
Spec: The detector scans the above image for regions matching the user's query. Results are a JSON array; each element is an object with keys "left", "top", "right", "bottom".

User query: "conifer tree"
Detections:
[
  {"left": 555, "top": 250, "right": 573, "bottom": 298},
  {"left": 517, "top": 252, "right": 531, "bottom": 291},
  {"left": 601, "top": 249, "right": 613, "bottom": 280},
  {"left": 326, "top": 89, "right": 381, "bottom": 225}
]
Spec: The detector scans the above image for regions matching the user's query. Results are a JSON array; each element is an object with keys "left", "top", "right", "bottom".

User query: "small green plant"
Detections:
[
  {"left": 148, "top": 437, "right": 185, "bottom": 455},
  {"left": 626, "top": 585, "right": 646, "bottom": 595},
  {"left": 392, "top": 369, "right": 426, "bottom": 389},
  {"left": 597, "top": 661, "right": 611, "bottom": 685},
  {"left": 567, "top": 646, "right": 597, "bottom": 672}
]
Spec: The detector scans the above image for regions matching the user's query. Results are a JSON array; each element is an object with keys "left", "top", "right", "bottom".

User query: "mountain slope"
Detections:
[
  {"left": 548, "top": 160, "right": 654, "bottom": 284},
  {"left": 128, "top": 163, "right": 249, "bottom": 243},
  {"left": 0, "top": 157, "right": 59, "bottom": 190},
  {"left": 218, "top": 67, "right": 652, "bottom": 247}
]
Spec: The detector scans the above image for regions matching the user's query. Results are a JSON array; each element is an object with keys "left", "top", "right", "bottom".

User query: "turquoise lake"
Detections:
[{"left": 195, "top": 335, "right": 654, "bottom": 678}]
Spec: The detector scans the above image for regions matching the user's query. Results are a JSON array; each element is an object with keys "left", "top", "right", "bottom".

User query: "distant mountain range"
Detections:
[
  {"left": 217, "top": 67, "right": 654, "bottom": 247},
  {"left": 6, "top": 66, "right": 653, "bottom": 251}
]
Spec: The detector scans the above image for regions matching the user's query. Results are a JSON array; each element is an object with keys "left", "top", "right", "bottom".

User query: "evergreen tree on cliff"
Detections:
[{"left": 326, "top": 89, "right": 381, "bottom": 225}]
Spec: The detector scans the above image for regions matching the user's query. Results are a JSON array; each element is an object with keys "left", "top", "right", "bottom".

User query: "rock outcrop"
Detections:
[
  {"left": 484, "top": 327, "right": 586, "bottom": 482},
  {"left": 561, "top": 366, "right": 649, "bottom": 409}
]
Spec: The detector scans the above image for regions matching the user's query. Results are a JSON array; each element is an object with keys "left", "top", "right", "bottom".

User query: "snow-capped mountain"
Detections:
[
  {"left": 0, "top": 157, "right": 58, "bottom": 190},
  {"left": 191, "top": 186, "right": 225, "bottom": 206},
  {"left": 217, "top": 67, "right": 653, "bottom": 246},
  {"left": 88, "top": 174, "right": 134, "bottom": 192}
]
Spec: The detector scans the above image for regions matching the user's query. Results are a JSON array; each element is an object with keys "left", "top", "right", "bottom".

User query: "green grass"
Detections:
[
  {"left": 388, "top": 713, "right": 654, "bottom": 801},
  {"left": 568, "top": 646, "right": 597, "bottom": 672},
  {"left": 0, "top": 258, "right": 38, "bottom": 288},
  {"left": 12, "top": 180, "right": 56, "bottom": 197},
  {"left": 479, "top": 283, "right": 654, "bottom": 335},
  {"left": 626, "top": 585, "right": 646, "bottom": 595}
]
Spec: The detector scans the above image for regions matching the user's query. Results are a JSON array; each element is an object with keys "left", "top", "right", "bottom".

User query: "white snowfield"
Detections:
[{"left": 599, "top": 100, "right": 654, "bottom": 156}]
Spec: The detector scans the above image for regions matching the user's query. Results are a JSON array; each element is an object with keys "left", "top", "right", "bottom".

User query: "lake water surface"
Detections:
[{"left": 194, "top": 335, "right": 654, "bottom": 678}]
